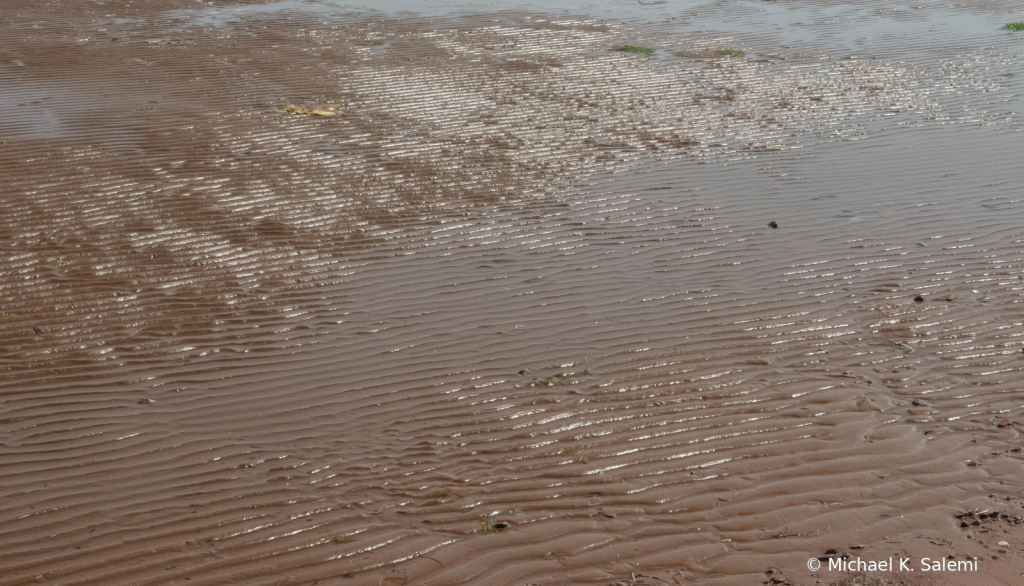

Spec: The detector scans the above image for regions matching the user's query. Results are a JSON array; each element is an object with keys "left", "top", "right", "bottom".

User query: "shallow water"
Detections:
[{"left": 2, "top": 0, "right": 1024, "bottom": 584}]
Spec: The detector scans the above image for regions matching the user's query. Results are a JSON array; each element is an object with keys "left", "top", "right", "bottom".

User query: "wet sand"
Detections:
[{"left": 2, "top": 0, "right": 1024, "bottom": 584}]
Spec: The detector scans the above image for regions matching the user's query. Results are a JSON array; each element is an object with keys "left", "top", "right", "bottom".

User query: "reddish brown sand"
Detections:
[{"left": 3, "top": 0, "right": 1024, "bottom": 584}]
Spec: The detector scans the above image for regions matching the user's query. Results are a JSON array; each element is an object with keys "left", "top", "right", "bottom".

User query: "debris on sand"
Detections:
[
  {"left": 955, "top": 509, "right": 1023, "bottom": 527},
  {"left": 561, "top": 445, "right": 593, "bottom": 463},
  {"left": 480, "top": 514, "right": 509, "bottom": 534},
  {"left": 827, "top": 575, "right": 884, "bottom": 586},
  {"left": 610, "top": 570, "right": 688, "bottom": 586},
  {"left": 277, "top": 103, "right": 340, "bottom": 116},
  {"left": 616, "top": 45, "right": 654, "bottom": 55},
  {"left": 757, "top": 526, "right": 789, "bottom": 540},
  {"left": 138, "top": 398, "right": 155, "bottom": 404},
  {"left": 534, "top": 369, "right": 591, "bottom": 386},
  {"left": 330, "top": 533, "right": 352, "bottom": 544},
  {"left": 818, "top": 547, "right": 847, "bottom": 561}
]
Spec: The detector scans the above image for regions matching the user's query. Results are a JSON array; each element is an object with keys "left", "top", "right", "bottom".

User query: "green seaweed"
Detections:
[
  {"left": 616, "top": 45, "right": 654, "bottom": 55},
  {"left": 480, "top": 515, "right": 507, "bottom": 534},
  {"left": 541, "top": 369, "right": 591, "bottom": 385},
  {"left": 724, "top": 49, "right": 746, "bottom": 58},
  {"left": 1003, "top": 22, "right": 1024, "bottom": 31},
  {"left": 857, "top": 398, "right": 868, "bottom": 408},
  {"left": 0, "top": 313, "right": 15, "bottom": 318}
]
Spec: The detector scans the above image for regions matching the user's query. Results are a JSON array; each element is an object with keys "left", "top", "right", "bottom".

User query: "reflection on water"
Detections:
[{"left": 1, "top": 0, "right": 1024, "bottom": 584}]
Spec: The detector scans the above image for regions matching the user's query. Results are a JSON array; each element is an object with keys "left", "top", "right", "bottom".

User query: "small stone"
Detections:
[
  {"left": 914, "top": 295, "right": 924, "bottom": 303},
  {"left": 999, "top": 540, "right": 1010, "bottom": 547},
  {"left": 768, "top": 221, "right": 778, "bottom": 229},
  {"left": 998, "top": 418, "right": 1012, "bottom": 428}
]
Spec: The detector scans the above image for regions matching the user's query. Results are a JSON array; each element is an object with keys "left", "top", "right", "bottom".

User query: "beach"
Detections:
[{"left": 2, "top": 0, "right": 1024, "bottom": 584}]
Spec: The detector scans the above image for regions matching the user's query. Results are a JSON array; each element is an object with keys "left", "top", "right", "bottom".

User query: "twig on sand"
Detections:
[{"left": 277, "top": 103, "right": 340, "bottom": 116}]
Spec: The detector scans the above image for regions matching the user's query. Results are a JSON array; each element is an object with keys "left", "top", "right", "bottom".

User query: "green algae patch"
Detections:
[
  {"left": 616, "top": 45, "right": 654, "bottom": 55},
  {"left": 480, "top": 515, "right": 509, "bottom": 534},
  {"left": 540, "top": 369, "right": 590, "bottom": 385},
  {"left": 723, "top": 49, "right": 746, "bottom": 57},
  {"left": 1003, "top": 22, "right": 1024, "bottom": 31}
]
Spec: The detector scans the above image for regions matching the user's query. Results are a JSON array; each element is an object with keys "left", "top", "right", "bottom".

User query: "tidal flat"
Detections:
[{"left": 2, "top": 0, "right": 1024, "bottom": 584}]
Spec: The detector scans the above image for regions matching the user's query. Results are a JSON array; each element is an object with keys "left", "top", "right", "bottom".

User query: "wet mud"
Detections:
[{"left": 2, "top": 0, "right": 1024, "bottom": 584}]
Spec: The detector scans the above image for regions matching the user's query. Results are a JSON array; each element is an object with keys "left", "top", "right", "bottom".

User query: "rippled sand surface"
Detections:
[{"left": 3, "top": 0, "right": 1024, "bottom": 584}]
